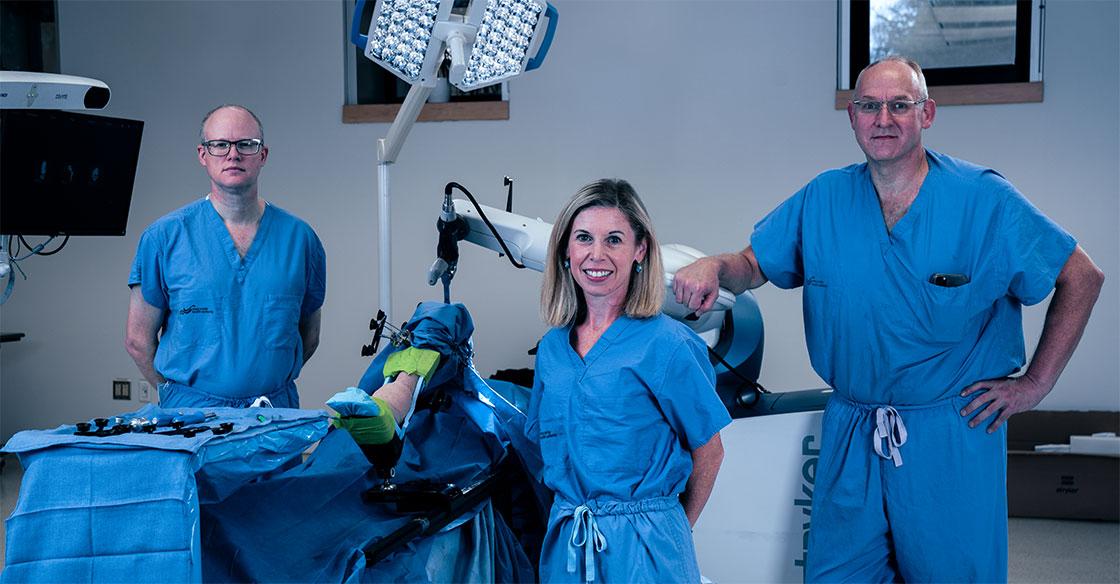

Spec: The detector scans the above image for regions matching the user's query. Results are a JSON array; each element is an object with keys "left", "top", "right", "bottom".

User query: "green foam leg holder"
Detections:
[{"left": 383, "top": 346, "right": 440, "bottom": 382}]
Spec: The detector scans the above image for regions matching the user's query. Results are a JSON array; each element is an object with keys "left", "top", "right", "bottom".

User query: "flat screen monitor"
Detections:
[{"left": 1, "top": 109, "right": 143, "bottom": 236}]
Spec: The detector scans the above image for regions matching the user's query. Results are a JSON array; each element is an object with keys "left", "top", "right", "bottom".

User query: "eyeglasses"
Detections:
[
  {"left": 851, "top": 99, "right": 928, "bottom": 116},
  {"left": 201, "top": 138, "right": 264, "bottom": 156}
]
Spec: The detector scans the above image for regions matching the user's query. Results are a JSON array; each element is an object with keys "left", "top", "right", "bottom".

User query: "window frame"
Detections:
[{"left": 837, "top": 0, "right": 1045, "bottom": 107}]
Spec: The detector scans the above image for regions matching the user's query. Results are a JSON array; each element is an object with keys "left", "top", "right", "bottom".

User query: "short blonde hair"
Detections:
[
  {"left": 541, "top": 179, "right": 664, "bottom": 327},
  {"left": 200, "top": 104, "right": 264, "bottom": 141}
]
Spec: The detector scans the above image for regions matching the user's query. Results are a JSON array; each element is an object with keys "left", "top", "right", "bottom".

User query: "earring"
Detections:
[
  {"left": 563, "top": 259, "right": 570, "bottom": 269},
  {"left": 634, "top": 261, "right": 643, "bottom": 274}
]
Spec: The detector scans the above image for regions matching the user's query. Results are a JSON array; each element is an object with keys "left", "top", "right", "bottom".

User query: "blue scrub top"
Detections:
[
  {"left": 752, "top": 150, "right": 1075, "bottom": 405},
  {"left": 129, "top": 198, "right": 326, "bottom": 398},
  {"left": 527, "top": 314, "right": 731, "bottom": 505}
]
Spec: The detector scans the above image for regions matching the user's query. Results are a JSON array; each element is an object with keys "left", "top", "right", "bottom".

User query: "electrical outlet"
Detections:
[
  {"left": 138, "top": 381, "right": 152, "bottom": 402},
  {"left": 112, "top": 379, "right": 131, "bottom": 400}
]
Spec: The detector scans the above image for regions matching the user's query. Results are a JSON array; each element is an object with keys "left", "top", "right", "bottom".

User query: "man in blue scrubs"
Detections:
[
  {"left": 126, "top": 105, "right": 326, "bottom": 408},
  {"left": 673, "top": 57, "right": 1104, "bottom": 582}
]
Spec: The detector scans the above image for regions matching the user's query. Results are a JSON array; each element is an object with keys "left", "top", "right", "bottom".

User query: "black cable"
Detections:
[
  {"left": 444, "top": 182, "right": 525, "bottom": 270},
  {"left": 17, "top": 234, "right": 68, "bottom": 256},
  {"left": 34, "top": 235, "right": 69, "bottom": 256},
  {"left": 707, "top": 346, "right": 768, "bottom": 393}
]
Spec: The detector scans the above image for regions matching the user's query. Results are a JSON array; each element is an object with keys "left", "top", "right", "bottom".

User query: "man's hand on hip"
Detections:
[{"left": 959, "top": 374, "right": 1050, "bottom": 433}]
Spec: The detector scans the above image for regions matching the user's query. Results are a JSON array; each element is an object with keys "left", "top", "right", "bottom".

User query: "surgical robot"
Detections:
[
  {"left": 425, "top": 180, "right": 831, "bottom": 419},
  {"left": 420, "top": 180, "right": 835, "bottom": 583},
  {"left": 350, "top": 180, "right": 833, "bottom": 582}
]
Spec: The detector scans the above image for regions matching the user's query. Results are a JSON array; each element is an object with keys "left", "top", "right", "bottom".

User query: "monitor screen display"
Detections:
[{"left": 1, "top": 109, "right": 143, "bottom": 236}]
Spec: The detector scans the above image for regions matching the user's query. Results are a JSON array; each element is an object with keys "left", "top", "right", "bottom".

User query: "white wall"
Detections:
[{"left": 2, "top": 0, "right": 1116, "bottom": 442}]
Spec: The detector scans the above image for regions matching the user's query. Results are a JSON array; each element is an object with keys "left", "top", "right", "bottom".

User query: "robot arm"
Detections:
[
  {"left": 443, "top": 196, "right": 769, "bottom": 416},
  {"left": 450, "top": 198, "right": 550, "bottom": 272},
  {"left": 449, "top": 198, "right": 736, "bottom": 337}
]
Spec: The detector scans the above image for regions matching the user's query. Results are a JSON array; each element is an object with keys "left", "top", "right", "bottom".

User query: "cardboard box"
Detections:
[
  {"left": 1070, "top": 434, "right": 1120, "bottom": 457},
  {"left": 1007, "top": 410, "right": 1120, "bottom": 521}
]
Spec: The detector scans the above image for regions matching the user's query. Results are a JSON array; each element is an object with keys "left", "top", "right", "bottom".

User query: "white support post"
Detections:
[
  {"left": 377, "top": 157, "right": 393, "bottom": 317},
  {"left": 375, "top": 83, "right": 435, "bottom": 321}
]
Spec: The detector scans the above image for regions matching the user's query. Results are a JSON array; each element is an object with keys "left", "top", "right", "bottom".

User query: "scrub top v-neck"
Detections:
[
  {"left": 750, "top": 149, "right": 1076, "bottom": 405},
  {"left": 130, "top": 198, "right": 326, "bottom": 399}
]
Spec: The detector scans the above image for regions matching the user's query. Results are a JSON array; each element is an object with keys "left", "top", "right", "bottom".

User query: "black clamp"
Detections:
[
  {"left": 156, "top": 422, "right": 234, "bottom": 438},
  {"left": 361, "top": 310, "right": 413, "bottom": 357},
  {"left": 74, "top": 418, "right": 131, "bottom": 437},
  {"left": 74, "top": 418, "right": 233, "bottom": 439}
]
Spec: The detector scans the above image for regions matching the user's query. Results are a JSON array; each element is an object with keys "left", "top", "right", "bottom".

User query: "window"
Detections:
[
  {"left": 0, "top": 0, "right": 60, "bottom": 74},
  {"left": 837, "top": 0, "right": 1044, "bottom": 107}
]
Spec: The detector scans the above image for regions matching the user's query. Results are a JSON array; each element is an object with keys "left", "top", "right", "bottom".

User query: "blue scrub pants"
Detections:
[
  {"left": 540, "top": 496, "right": 700, "bottom": 583},
  {"left": 159, "top": 380, "right": 299, "bottom": 409},
  {"left": 806, "top": 394, "right": 1007, "bottom": 583}
]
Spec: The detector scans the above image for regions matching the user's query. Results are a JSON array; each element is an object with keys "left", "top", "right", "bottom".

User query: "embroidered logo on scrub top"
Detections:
[
  {"left": 179, "top": 305, "right": 214, "bottom": 315},
  {"left": 806, "top": 276, "right": 828, "bottom": 288}
]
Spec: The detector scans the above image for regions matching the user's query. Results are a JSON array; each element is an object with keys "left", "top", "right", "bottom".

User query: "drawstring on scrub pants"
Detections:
[
  {"left": 558, "top": 496, "right": 679, "bottom": 582},
  {"left": 567, "top": 505, "right": 607, "bottom": 582},
  {"left": 874, "top": 406, "right": 909, "bottom": 467}
]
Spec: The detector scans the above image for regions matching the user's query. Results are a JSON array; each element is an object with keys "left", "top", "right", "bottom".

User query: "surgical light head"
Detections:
[
  {"left": 362, "top": 0, "right": 448, "bottom": 86},
  {"left": 352, "top": 0, "right": 558, "bottom": 90},
  {"left": 455, "top": 0, "right": 554, "bottom": 90}
]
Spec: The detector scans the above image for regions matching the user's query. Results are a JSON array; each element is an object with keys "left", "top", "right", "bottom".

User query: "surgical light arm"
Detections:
[{"left": 350, "top": 0, "right": 558, "bottom": 319}]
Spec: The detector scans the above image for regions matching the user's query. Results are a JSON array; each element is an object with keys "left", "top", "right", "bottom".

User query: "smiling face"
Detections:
[
  {"left": 566, "top": 205, "right": 648, "bottom": 313},
  {"left": 848, "top": 60, "right": 935, "bottom": 165},
  {"left": 197, "top": 106, "right": 268, "bottom": 194}
]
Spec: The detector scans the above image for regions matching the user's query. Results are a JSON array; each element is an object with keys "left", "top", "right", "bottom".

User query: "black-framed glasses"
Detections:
[
  {"left": 201, "top": 138, "right": 264, "bottom": 156},
  {"left": 851, "top": 99, "right": 927, "bottom": 116}
]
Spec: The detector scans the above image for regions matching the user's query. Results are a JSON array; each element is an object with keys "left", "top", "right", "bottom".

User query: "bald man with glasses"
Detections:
[
  {"left": 673, "top": 57, "right": 1103, "bottom": 582},
  {"left": 126, "top": 104, "right": 326, "bottom": 409}
]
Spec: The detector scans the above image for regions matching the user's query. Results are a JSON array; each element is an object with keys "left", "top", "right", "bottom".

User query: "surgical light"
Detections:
[
  {"left": 455, "top": 0, "right": 551, "bottom": 90},
  {"left": 362, "top": 0, "right": 449, "bottom": 86},
  {"left": 348, "top": 0, "right": 557, "bottom": 319},
  {"left": 352, "top": 0, "right": 557, "bottom": 91}
]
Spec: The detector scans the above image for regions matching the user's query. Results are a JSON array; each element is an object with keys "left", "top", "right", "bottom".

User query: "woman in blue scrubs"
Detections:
[{"left": 527, "top": 179, "right": 731, "bottom": 583}]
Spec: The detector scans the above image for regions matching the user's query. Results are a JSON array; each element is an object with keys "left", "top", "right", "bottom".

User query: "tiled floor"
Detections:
[{"left": 1009, "top": 517, "right": 1120, "bottom": 584}]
